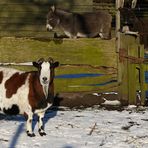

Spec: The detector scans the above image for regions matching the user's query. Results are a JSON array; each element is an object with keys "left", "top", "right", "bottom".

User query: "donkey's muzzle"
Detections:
[{"left": 46, "top": 24, "right": 53, "bottom": 31}]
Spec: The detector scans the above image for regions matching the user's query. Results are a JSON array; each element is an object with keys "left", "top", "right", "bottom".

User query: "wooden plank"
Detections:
[
  {"left": 118, "top": 35, "right": 129, "bottom": 104},
  {"left": 140, "top": 64, "right": 146, "bottom": 105},
  {"left": 0, "top": 30, "right": 54, "bottom": 38},
  {"left": 138, "top": 44, "right": 145, "bottom": 105},
  {"left": 116, "top": 1, "right": 129, "bottom": 104},
  {"left": 127, "top": 35, "right": 139, "bottom": 104},
  {"left": 0, "top": 37, "right": 117, "bottom": 93},
  {"left": 55, "top": 66, "right": 117, "bottom": 93},
  {"left": 128, "top": 63, "right": 137, "bottom": 104}
]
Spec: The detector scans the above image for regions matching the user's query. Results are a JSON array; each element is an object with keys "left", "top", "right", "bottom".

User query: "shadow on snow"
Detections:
[{"left": 0, "top": 104, "right": 59, "bottom": 148}]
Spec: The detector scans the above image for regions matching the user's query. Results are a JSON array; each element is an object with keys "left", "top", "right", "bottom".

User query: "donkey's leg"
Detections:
[
  {"left": 100, "top": 24, "right": 111, "bottom": 40},
  {"left": 101, "top": 32, "right": 111, "bottom": 40}
]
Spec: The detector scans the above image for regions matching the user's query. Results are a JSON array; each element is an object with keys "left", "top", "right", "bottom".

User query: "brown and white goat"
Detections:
[{"left": 0, "top": 58, "right": 59, "bottom": 137}]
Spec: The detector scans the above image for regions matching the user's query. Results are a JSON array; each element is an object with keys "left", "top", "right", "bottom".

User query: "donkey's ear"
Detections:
[{"left": 51, "top": 5, "right": 55, "bottom": 12}]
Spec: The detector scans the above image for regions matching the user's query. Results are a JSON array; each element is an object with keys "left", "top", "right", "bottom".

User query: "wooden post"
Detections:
[
  {"left": 127, "top": 36, "right": 136, "bottom": 104},
  {"left": 118, "top": 34, "right": 129, "bottom": 105},
  {"left": 140, "top": 63, "right": 146, "bottom": 105},
  {"left": 116, "top": 0, "right": 121, "bottom": 87},
  {"left": 140, "top": 45, "right": 146, "bottom": 105},
  {"left": 128, "top": 61, "right": 137, "bottom": 104},
  {"left": 116, "top": 0, "right": 121, "bottom": 53},
  {"left": 116, "top": 0, "right": 129, "bottom": 104}
]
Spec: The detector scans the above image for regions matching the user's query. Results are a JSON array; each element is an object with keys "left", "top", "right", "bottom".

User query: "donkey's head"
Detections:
[{"left": 46, "top": 6, "right": 59, "bottom": 31}]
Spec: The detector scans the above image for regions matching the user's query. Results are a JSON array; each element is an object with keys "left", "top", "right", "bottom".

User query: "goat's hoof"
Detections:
[
  {"left": 38, "top": 128, "right": 46, "bottom": 136},
  {"left": 27, "top": 131, "right": 35, "bottom": 137},
  {"left": 39, "top": 131, "right": 46, "bottom": 136}
]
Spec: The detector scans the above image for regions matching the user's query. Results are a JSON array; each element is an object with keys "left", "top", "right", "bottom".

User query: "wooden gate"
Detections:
[
  {"left": 116, "top": 0, "right": 148, "bottom": 105},
  {"left": 117, "top": 34, "right": 145, "bottom": 105}
]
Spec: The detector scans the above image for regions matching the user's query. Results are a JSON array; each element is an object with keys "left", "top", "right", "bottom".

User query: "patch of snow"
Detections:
[
  {"left": 0, "top": 62, "right": 33, "bottom": 66},
  {"left": 0, "top": 108, "right": 148, "bottom": 148},
  {"left": 102, "top": 98, "right": 121, "bottom": 106},
  {"left": 92, "top": 93, "right": 101, "bottom": 97},
  {"left": 127, "top": 105, "right": 137, "bottom": 109},
  {"left": 102, "top": 92, "right": 118, "bottom": 95}
]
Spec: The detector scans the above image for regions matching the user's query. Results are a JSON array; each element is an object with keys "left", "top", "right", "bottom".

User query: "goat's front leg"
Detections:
[
  {"left": 26, "top": 112, "right": 35, "bottom": 137},
  {"left": 38, "top": 112, "right": 46, "bottom": 136}
]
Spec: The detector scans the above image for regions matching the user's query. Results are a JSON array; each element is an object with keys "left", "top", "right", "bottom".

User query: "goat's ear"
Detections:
[
  {"left": 32, "top": 62, "right": 39, "bottom": 68},
  {"left": 52, "top": 61, "right": 59, "bottom": 68}
]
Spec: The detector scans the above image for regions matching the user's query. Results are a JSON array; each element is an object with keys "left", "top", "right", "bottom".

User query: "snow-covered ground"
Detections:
[{"left": 0, "top": 106, "right": 148, "bottom": 148}]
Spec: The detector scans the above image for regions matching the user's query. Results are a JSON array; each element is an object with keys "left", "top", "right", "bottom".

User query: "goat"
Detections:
[{"left": 0, "top": 57, "right": 59, "bottom": 137}]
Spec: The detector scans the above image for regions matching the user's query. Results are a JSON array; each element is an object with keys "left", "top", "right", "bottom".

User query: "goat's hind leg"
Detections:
[{"left": 38, "top": 112, "right": 46, "bottom": 136}]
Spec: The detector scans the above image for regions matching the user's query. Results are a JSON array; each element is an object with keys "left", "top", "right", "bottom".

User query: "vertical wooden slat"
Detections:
[
  {"left": 127, "top": 36, "right": 139, "bottom": 104},
  {"left": 115, "top": 0, "right": 120, "bottom": 53},
  {"left": 118, "top": 34, "right": 129, "bottom": 104},
  {"left": 116, "top": 0, "right": 125, "bottom": 103},
  {"left": 128, "top": 62, "right": 137, "bottom": 104},
  {"left": 140, "top": 63, "right": 146, "bottom": 105},
  {"left": 139, "top": 44, "right": 145, "bottom": 105}
]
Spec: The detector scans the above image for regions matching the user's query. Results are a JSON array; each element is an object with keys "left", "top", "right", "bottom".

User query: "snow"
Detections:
[
  {"left": 0, "top": 107, "right": 148, "bottom": 148},
  {"left": 101, "top": 98, "right": 121, "bottom": 106},
  {"left": 0, "top": 62, "right": 33, "bottom": 66}
]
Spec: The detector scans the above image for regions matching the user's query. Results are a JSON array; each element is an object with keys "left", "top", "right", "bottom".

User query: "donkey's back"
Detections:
[{"left": 74, "top": 11, "right": 112, "bottom": 39}]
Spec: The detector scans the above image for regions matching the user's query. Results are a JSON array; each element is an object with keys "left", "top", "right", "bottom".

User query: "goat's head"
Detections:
[{"left": 33, "top": 57, "right": 59, "bottom": 86}]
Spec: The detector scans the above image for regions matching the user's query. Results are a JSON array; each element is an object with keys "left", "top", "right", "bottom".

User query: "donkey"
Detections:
[
  {"left": 46, "top": 6, "right": 112, "bottom": 39},
  {"left": 119, "top": 7, "right": 142, "bottom": 36}
]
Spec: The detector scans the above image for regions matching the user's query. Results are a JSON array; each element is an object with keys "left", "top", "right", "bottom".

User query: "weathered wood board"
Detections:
[
  {"left": 0, "top": 37, "right": 117, "bottom": 93},
  {"left": 118, "top": 34, "right": 145, "bottom": 105}
]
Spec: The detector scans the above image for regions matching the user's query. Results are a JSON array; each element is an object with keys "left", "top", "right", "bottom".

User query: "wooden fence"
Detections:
[
  {"left": 0, "top": 0, "right": 118, "bottom": 94},
  {"left": 0, "top": 37, "right": 117, "bottom": 94},
  {"left": 0, "top": 0, "right": 148, "bottom": 105}
]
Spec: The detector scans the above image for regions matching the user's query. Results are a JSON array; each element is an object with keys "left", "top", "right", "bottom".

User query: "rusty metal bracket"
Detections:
[
  {"left": 118, "top": 48, "right": 144, "bottom": 64},
  {"left": 119, "top": 48, "right": 128, "bottom": 63}
]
